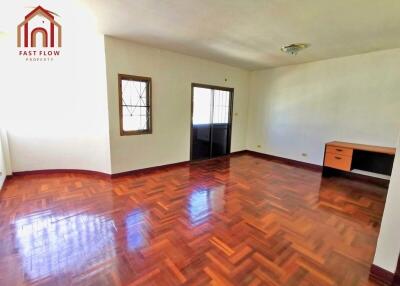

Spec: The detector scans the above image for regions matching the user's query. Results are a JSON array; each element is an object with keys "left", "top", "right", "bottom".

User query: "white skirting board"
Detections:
[
  {"left": 0, "top": 145, "right": 6, "bottom": 190},
  {"left": 351, "top": 169, "right": 391, "bottom": 180},
  {"left": 0, "top": 129, "right": 11, "bottom": 190},
  {"left": 0, "top": 172, "right": 4, "bottom": 190}
]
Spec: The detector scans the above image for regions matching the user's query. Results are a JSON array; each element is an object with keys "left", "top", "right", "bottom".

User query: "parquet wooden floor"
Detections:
[{"left": 0, "top": 154, "right": 388, "bottom": 286}]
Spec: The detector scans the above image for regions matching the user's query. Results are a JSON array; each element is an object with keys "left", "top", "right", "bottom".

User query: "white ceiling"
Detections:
[{"left": 81, "top": 0, "right": 400, "bottom": 70}]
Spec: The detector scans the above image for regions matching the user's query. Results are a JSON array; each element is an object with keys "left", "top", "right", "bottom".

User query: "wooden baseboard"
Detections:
[
  {"left": 5, "top": 150, "right": 307, "bottom": 181},
  {"left": 4, "top": 151, "right": 391, "bottom": 189},
  {"left": 241, "top": 150, "right": 390, "bottom": 187},
  {"left": 5, "top": 157, "right": 219, "bottom": 181},
  {"left": 230, "top": 150, "right": 249, "bottom": 156},
  {"left": 10, "top": 169, "right": 111, "bottom": 178},
  {"left": 370, "top": 264, "right": 395, "bottom": 285},
  {"left": 244, "top": 150, "right": 323, "bottom": 172},
  {"left": 111, "top": 161, "right": 190, "bottom": 178},
  {"left": 8, "top": 163, "right": 192, "bottom": 180}
]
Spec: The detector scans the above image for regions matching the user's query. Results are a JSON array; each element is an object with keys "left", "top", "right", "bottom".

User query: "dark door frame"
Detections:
[{"left": 190, "top": 83, "right": 234, "bottom": 161}]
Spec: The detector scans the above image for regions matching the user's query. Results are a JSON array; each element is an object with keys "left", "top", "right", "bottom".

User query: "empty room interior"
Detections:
[{"left": 1, "top": 1, "right": 400, "bottom": 285}]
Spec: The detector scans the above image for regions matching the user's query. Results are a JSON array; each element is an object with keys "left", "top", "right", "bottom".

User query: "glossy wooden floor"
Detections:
[{"left": 0, "top": 154, "right": 388, "bottom": 286}]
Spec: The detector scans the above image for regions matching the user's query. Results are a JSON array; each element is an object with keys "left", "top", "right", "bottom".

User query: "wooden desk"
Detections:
[{"left": 323, "top": 141, "right": 396, "bottom": 180}]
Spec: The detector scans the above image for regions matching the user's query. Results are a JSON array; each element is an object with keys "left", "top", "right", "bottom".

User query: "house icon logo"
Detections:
[
  {"left": 17, "top": 5, "right": 62, "bottom": 48},
  {"left": 17, "top": 6, "right": 62, "bottom": 61}
]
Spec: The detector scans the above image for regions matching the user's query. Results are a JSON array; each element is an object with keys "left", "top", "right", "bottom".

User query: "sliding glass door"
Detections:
[{"left": 191, "top": 84, "right": 233, "bottom": 161}]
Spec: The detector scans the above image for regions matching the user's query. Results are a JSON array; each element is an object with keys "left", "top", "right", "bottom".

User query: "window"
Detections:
[
  {"left": 192, "top": 87, "right": 212, "bottom": 125},
  {"left": 192, "top": 86, "right": 231, "bottom": 125},
  {"left": 212, "top": 89, "right": 230, "bottom": 124},
  {"left": 118, "top": 74, "right": 152, "bottom": 135}
]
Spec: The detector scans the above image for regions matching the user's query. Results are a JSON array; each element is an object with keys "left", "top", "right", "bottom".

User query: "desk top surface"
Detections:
[{"left": 327, "top": 141, "right": 396, "bottom": 155}]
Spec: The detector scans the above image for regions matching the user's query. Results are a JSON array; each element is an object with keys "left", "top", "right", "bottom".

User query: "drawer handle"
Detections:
[
  {"left": 336, "top": 149, "right": 343, "bottom": 152},
  {"left": 334, "top": 156, "right": 342, "bottom": 160}
]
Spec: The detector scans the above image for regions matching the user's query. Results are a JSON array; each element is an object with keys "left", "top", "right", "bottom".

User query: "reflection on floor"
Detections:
[
  {"left": 0, "top": 154, "right": 387, "bottom": 285},
  {"left": 15, "top": 212, "right": 116, "bottom": 281}
]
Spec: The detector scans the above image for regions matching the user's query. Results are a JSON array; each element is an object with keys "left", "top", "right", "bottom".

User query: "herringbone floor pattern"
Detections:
[{"left": 0, "top": 154, "right": 387, "bottom": 286}]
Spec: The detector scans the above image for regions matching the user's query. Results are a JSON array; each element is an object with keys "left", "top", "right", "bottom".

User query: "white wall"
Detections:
[
  {"left": 373, "top": 135, "right": 400, "bottom": 273},
  {"left": 104, "top": 36, "right": 250, "bottom": 174},
  {"left": 0, "top": 1, "right": 111, "bottom": 174},
  {"left": 247, "top": 48, "right": 400, "bottom": 165}
]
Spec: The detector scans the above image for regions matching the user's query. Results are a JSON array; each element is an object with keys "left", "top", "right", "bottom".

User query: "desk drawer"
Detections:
[
  {"left": 326, "top": 145, "right": 353, "bottom": 157},
  {"left": 324, "top": 153, "right": 352, "bottom": 171}
]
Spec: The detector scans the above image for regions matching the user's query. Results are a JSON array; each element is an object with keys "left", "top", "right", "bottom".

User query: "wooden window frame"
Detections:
[{"left": 118, "top": 74, "right": 152, "bottom": 136}]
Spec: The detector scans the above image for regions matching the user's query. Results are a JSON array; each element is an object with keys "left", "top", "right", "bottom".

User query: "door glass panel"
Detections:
[
  {"left": 212, "top": 90, "right": 230, "bottom": 124},
  {"left": 193, "top": 87, "right": 212, "bottom": 124},
  {"left": 192, "top": 87, "right": 212, "bottom": 160},
  {"left": 211, "top": 90, "right": 231, "bottom": 157}
]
